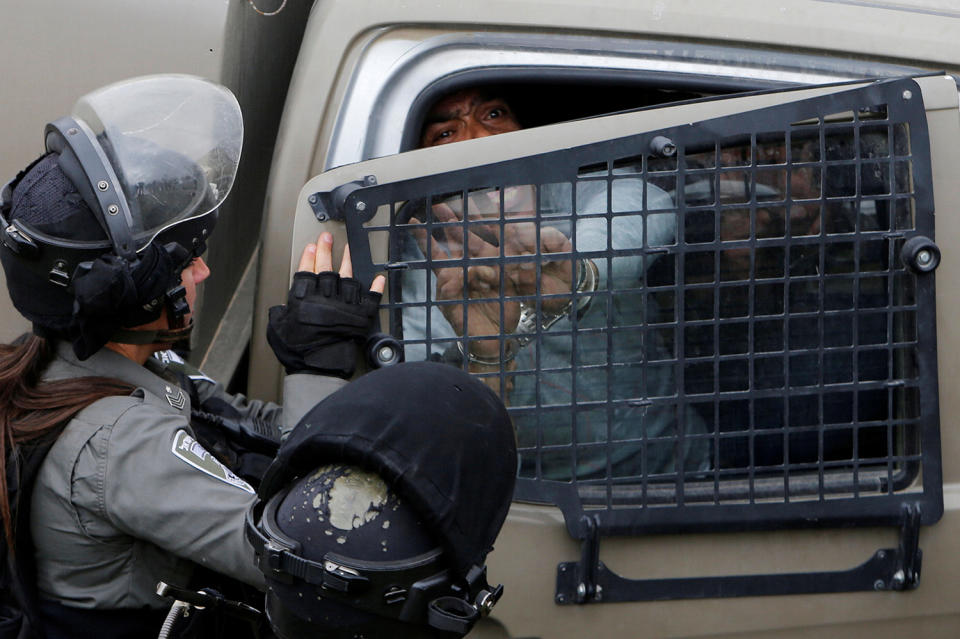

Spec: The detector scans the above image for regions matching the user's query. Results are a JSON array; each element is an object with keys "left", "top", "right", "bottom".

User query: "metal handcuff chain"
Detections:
[
  {"left": 518, "top": 257, "right": 598, "bottom": 345},
  {"left": 457, "top": 258, "right": 598, "bottom": 366}
]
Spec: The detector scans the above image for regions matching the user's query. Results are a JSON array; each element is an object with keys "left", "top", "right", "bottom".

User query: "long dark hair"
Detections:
[{"left": 0, "top": 334, "right": 134, "bottom": 551}]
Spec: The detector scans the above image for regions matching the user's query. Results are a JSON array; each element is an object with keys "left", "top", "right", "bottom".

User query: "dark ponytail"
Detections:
[{"left": 0, "top": 334, "right": 134, "bottom": 552}]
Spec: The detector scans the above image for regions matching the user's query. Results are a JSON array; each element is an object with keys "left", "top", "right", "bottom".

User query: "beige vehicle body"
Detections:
[{"left": 4, "top": 1, "right": 960, "bottom": 637}]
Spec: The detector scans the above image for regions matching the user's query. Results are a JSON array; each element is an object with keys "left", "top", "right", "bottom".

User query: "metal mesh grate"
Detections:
[{"left": 340, "top": 78, "right": 941, "bottom": 533}]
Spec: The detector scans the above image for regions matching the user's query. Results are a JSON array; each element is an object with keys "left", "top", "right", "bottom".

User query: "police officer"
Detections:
[
  {"left": 0, "top": 75, "right": 386, "bottom": 637},
  {"left": 246, "top": 361, "right": 517, "bottom": 638}
]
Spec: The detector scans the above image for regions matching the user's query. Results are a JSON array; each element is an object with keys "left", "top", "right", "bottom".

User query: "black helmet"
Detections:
[
  {"left": 0, "top": 74, "right": 243, "bottom": 358},
  {"left": 246, "top": 362, "right": 518, "bottom": 638}
]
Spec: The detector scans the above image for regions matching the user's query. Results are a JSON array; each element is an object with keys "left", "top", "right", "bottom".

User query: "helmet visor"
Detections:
[{"left": 71, "top": 74, "right": 243, "bottom": 239}]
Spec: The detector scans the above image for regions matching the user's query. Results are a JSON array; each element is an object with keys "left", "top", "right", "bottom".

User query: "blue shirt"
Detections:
[{"left": 400, "top": 179, "right": 710, "bottom": 480}]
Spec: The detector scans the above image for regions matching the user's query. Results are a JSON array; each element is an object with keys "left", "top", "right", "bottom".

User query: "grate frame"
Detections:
[{"left": 328, "top": 77, "right": 942, "bottom": 536}]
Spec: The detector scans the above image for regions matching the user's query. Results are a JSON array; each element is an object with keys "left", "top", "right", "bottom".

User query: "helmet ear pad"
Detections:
[{"left": 70, "top": 241, "right": 179, "bottom": 359}]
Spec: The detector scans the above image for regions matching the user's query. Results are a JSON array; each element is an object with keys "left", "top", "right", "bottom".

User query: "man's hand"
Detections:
[
  {"left": 412, "top": 204, "right": 520, "bottom": 359},
  {"left": 499, "top": 221, "right": 575, "bottom": 313},
  {"left": 411, "top": 194, "right": 577, "bottom": 358},
  {"left": 267, "top": 233, "right": 386, "bottom": 378}
]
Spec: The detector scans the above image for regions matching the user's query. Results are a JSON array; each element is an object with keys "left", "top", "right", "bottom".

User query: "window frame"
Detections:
[{"left": 322, "top": 29, "right": 927, "bottom": 169}]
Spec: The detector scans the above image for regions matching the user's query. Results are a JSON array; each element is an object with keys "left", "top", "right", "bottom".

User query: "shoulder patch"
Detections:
[{"left": 171, "top": 430, "right": 255, "bottom": 494}]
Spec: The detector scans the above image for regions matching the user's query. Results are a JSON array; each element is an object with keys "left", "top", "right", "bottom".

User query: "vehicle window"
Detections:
[
  {"left": 403, "top": 80, "right": 732, "bottom": 154},
  {"left": 331, "top": 77, "right": 940, "bottom": 533}
]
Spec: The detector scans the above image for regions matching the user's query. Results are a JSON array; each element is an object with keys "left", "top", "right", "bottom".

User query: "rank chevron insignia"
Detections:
[{"left": 165, "top": 386, "right": 186, "bottom": 410}]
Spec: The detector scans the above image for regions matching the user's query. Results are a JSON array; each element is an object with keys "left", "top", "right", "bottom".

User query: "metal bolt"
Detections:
[
  {"left": 308, "top": 195, "right": 318, "bottom": 204},
  {"left": 355, "top": 200, "right": 367, "bottom": 212},
  {"left": 595, "top": 585, "right": 603, "bottom": 601},
  {"left": 67, "top": 128, "right": 79, "bottom": 136},
  {"left": 902, "top": 90, "right": 913, "bottom": 100},
  {"left": 877, "top": 551, "right": 886, "bottom": 560},
  {"left": 556, "top": 594, "right": 566, "bottom": 604},
  {"left": 649, "top": 135, "right": 677, "bottom": 158},
  {"left": 576, "top": 583, "right": 587, "bottom": 598},
  {"left": 107, "top": 204, "right": 119, "bottom": 215},
  {"left": 873, "top": 579, "right": 885, "bottom": 590},
  {"left": 377, "top": 345, "right": 396, "bottom": 363},
  {"left": 892, "top": 570, "right": 905, "bottom": 586},
  {"left": 916, "top": 250, "right": 932, "bottom": 266},
  {"left": 364, "top": 175, "right": 378, "bottom": 185},
  {"left": 97, "top": 180, "right": 109, "bottom": 191},
  {"left": 559, "top": 565, "right": 567, "bottom": 573},
  {"left": 476, "top": 590, "right": 496, "bottom": 615}
]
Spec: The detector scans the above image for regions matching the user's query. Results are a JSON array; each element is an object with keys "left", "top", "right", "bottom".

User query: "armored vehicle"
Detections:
[{"left": 3, "top": 1, "right": 960, "bottom": 636}]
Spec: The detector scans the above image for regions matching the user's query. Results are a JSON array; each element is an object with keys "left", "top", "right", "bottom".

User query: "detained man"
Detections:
[{"left": 398, "top": 88, "right": 710, "bottom": 482}]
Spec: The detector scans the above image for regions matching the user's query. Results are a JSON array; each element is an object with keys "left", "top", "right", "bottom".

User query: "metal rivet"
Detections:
[
  {"left": 355, "top": 200, "right": 367, "bottom": 212},
  {"left": 873, "top": 579, "right": 885, "bottom": 590},
  {"left": 67, "top": 128, "right": 79, "bottom": 136},
  {"left": 877, "top": 551, "right": 886, "bottom": 560},
  {"left": 308, "top": 195, "right": 318, "bottom": 204},
  {"left": 555, "top": 594, "right": 566, "bottom": 604},
  {"left": 107, "top": 204, "right": 119, "bottom": 215},
  {"left": 649, "top": 135, "right": 677, "bottom": 157},
  {"left": 902, "top": 90, "right": 913, "bottom": 100},
  {"left": 377, "top": 346, "right": 395, "bottom": 363},
  {"left": 476, "top": 590, "right": 496, "bottom": 615},
  {"left": 576, "top": 583, "right": 587, "bottom": 598},
  {"left": 892, "top": 570, "right": 905, "bottom": 585},
  {"left": 916, "top": 250, "right": 932, "bottom": 266},
  {"left": 97, "top": 180, "right": 109, "bottom": 191}
]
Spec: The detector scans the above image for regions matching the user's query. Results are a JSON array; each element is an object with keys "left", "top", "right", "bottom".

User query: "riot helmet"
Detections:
[
  {"left": 0, "top": 74, "right": 243, "bottom": 358},
  {"left": 246, "top": 361, "right": 518, "bottom": 638}
]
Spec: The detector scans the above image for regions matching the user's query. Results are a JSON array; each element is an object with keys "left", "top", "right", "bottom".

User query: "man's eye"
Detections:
[
  {"left": 432, "top": 129, "right": 454, "bottom": 144},
  {"left": 487, "top": 108, "right": 504, "bottom": 119}
]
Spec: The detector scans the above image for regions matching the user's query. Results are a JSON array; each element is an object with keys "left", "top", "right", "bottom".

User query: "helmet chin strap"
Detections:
[
  {"left": 110, "top": 322, "right": 193, "bottom": 346},
  {"left": 109, "top": 282, "right": 194, "bottom": 347}
]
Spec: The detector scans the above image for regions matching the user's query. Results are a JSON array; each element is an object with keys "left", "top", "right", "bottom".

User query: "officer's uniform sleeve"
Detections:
[
  {"left": 281, "top": 373, "right": 348, "bottom": 439},
  {"left": 196, "top": 371, "right": 350, "bottom": 439},
  {"left": 171, "top": 355, "right": 347, "bottom": 440},
  {"left": 186, "top": 368, "right": 284, "bottom": 428},
  {"left": 100, "top": 402, "right": 265, "bottom": 588}
]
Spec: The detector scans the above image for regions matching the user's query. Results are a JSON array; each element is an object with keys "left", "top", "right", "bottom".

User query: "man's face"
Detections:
[{"left": 419, "top": 89, "right": 520, "bottom": 148}]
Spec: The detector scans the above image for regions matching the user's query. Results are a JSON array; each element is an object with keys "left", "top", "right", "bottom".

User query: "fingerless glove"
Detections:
[{"left": 267, "top": 271, "right": 382, "bottom": 378}]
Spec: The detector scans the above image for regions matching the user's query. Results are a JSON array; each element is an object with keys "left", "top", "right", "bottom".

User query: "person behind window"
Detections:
[{"left": 399, "top": 87, "right": 710, "bottom": 481}]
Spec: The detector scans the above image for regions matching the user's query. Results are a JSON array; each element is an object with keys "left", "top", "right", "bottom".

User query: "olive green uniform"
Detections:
[{"left": 30, "top": 342, "right": 346, "bottom": 610}]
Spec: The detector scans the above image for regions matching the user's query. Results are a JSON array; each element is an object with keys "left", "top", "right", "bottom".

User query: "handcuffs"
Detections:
[{"left": 457, "top": 258, "right": 598, "bottom": 366}]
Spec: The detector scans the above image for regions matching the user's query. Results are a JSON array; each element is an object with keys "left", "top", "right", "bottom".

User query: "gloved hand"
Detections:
[{"left": 267, "top": 270, "right": 382, "bottom": 378}]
